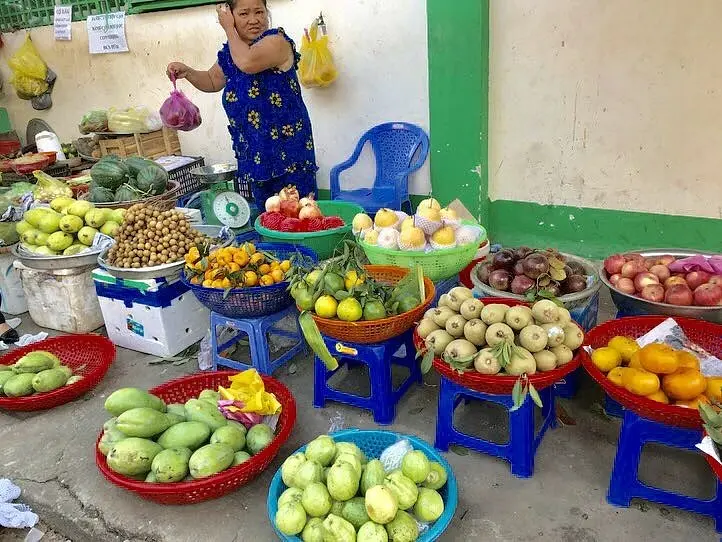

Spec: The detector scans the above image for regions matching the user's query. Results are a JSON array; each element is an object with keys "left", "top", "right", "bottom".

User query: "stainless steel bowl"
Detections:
[
  {"left": 600, "top": 248, "right": 722, "bottom": 323},
  {"left": 191, "top": 163, "right": 237, "bottom": 185},
  {"left": 12, "top": 244, "right": 102, "bottom": 270}
]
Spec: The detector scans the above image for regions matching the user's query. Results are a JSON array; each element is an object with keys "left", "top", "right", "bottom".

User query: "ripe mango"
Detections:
[{"left": 107, "top": 438, "right": 163, "bottom": 476}]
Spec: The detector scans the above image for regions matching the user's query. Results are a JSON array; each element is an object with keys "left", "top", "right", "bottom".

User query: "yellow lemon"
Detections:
[
  {"left": 315, "top": 295, "right": 338, "bottom": 319},
  {"left": 337, "top": 298, "right": 363, "bottom": 322}
]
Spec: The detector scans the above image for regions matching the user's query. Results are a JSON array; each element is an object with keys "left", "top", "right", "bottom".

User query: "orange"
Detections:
[
  {"left": 221, "top": 278, "right": 232, "bottom": 289},
  {"left": 639, "top": 343, "right": 679, "bottom": 374},
  {"left": 607, "top": 367, "right": 626, "bottom": 386},
  {"left": 622, "top": 368, "right": 660, "bottom": 396},
  {"left": 627, "top": 351, "right": 643, "bottom": 369},
  {"left": 607, "top": 336, "right": 640, "bottom": 363},
  {"left": 258, "top": 263, "right": 271, "bottom": 276},
  {"left": 271, "top": 269, "right": 285, "bottom": 283},
  {"left": 591, "top": 347, "right": 622, "bottom": 373},
  {"left": 280, "top": 260, "right": 291, "bottom": 272},
  {"left": 662, "top": 368, "right": 707, "bottom": 401},
  {"left": 250, "top": 252, "right": 265, "bottom": 266},
  {"left": 675, "top": 395, "right": 710, "bottom": 409},
  {"left": 676, "top": 351, "right": 700, "bottom": 371},
  {"left": 244, "top": 271, "right": 258, "bottom": 287},
  {"left": 270, "top": 261, "right": 280, "bottom": 270},
  {"left": 646, "top": 390, "right": 669, "bottom": 404},
  {"left": 211, "top": 279, "right": 224, "bottom": 288},
  {"left": 260, "top": 275, "right": 274, "bottom": 286},
  {"left": 706, "top": 378, "right": 722, "bottom": 403},
  {"left": 190, "top": 276, "right": 201, "bottom": 285},
  {"left": 233, "top": 250, "right": 249, "bottom": 267}
]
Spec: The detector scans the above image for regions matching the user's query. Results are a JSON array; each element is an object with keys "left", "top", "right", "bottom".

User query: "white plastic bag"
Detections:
[{"left": 379, "top": 439, "right": 413, "bottom": 472}]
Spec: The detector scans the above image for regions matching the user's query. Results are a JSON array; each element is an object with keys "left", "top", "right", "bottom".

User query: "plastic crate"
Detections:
[{"left": 165, "top": 156, "right": 204, "bottom": 197}]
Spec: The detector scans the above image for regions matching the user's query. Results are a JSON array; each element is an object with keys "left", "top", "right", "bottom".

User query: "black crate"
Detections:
[{"left": 168, "top": 157, "right": 205, "bottom": 197}]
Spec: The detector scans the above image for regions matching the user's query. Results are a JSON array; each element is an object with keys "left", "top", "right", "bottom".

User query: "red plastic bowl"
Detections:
[
  {"left": 580, "top": 315, "right": 722, "bottom": 429},
  {"left": 414, "top": 297, "right": 583, "bottom": 394},
  {"left": 95, "top": 371, "right": 297, "bottom": 505},
  {"left": 0, "top": 335, "right": 116, "bottom": 411},
  {"left": 459, "top": 257, "right": 482, "bottom": 289}
]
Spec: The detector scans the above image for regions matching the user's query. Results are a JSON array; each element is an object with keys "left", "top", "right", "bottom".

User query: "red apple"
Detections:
[
  {"left": 709, "top": 275, "right": 722, "bottom": 286},
  {"left": 664, "top": 276, "right": 688, "bottom": 289},
  {"left": 649, "top": 265, "right": 671, "bottom": 282},
  {"left": 634, "top": 272, "right": 660, "bottom": 292},
  {"left": 624, "top": 253, "right": 645, "bottom": 263},
  {"left": 621, "top": 261, "right": 646, "bottom": 279},
  {"left": 609, "top": 273, "right": 622, "bottom": 286},
  {"left": 693, "top": 283, "right": 722, "bottom": 306},
  {"left": 616, "top": 277, "right": 636, "bottom": 294},
  {"left": 604, "top": 254, "right": 626, "bottom": 275},
  {"left": 664, "top": 284, "right": 694, "bottom": 306},
  {"left": 686, "top": 271, "right": 712, "bottom": 290},
  {"left": 640, "top": 283, "right": 665, "bottom": 303}
]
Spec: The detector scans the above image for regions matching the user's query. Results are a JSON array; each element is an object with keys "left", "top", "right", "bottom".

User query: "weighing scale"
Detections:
[{"left": 188, "top": 164, "right": 253, "bottom": 230}]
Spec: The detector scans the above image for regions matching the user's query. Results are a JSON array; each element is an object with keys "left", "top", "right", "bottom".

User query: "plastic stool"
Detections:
[
  {"left": 210, "top": 305, "right": 305, "bottom": 375},
  {"left": 435, "top": 376, "right": 556, "bottom": 478},
  {"left": 313, "top": 331, "right": 421, "bottom": 425},
  {"left": 554, "top": 368, "right": 581, "bottom": 399},
  {"left": 608, "top": 409, "right": 722, "bottom": 531},
  {"left": 604, "top": 395, "right": 624, "bottom": 418}
]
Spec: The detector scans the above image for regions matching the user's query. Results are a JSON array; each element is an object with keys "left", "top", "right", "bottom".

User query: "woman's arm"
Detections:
[{"left": 166, "top": 62, "right": 226, "bottom": 93}]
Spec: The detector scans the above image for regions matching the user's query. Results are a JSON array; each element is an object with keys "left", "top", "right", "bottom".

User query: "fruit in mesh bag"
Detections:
[
  {"left": 262, "top": 212, "right": 285, "bottom": 230},
  {"left": 306, "top": 217, "right": 324, "bottom": 232},
  {"left": 280, "top": 217, "right": 302, "bottom": 232},
  {"left": 323, "top": 216, "right": 345, "bottom": 230}
]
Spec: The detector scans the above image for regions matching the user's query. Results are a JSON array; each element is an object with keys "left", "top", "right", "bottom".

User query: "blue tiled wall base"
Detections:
[
  {"left": 313, "top": 331, "right": 421, "bottom": 425},
  {"left": 608, "top": 409, "right": 722, "bottom": 531},
  {"left": 210, "top": 305, "right": 305, "bottom": 375},
  {"left": 435, "top": 376, "right": 557, "bottom": 478}
]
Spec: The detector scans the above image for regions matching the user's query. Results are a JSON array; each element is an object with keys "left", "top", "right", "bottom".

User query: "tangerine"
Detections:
[
  {"left": 244, "top": 271, "right": 258, "bottom": 287},
  {"left": 280, "top": 260, "right": 291, "bottom": 272},
  {"left": 639, "top": 343, "right": 679, "bottom": 374},
  {"left": 676, "top": 351, "right": 700, "bottom": 371},
  {"left": 315, "top": 295, "right": 338, "bottom": 319},
  {"left": 271, "top": 269, "right": 285, "bottom": 283},
  {"left": 591, "top": 347, "right": 622, "bottom": 373},
  {"left": 607, "top": 336, "right": 640, "bottom": 363},
  {"left": 706, "top": 378, "right": 722, "bottom": 403},
  {"left": 662, "top": 369, "right": 707, "bottom": 401},
  {"left": 628, "top": 351, "right": 643, "bottom": 369},
  {"left": 258, "top": 263, "right": 271, "bottom": 276},
  {"left": 259, "top": 275, "right": 274, "bottom": 286},
  {"left": 337, "top": 298, "right": 363, "bottom": 322},
  {"left": 646, "top": 390, "right": 670, "bottom": 404},
  {"left": 622, "top": 368, "right": 660, "bottom": 396},
  {"left": 607, "top": 366, "right": 626, "bottom": 386},
  {"left": 675, "top": 395, "right": 711, "bottom": 409}
]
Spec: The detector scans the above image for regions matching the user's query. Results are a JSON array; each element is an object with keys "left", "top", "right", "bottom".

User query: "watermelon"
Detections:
[
  {"left": 126, "top": 156, "right": 162, "bottom": 178},
  {"left": 91, "top": 158, "right": 128, "bottom": 191},
  {"left": 88, "top": 184, "right": 115, "bottom": 203},
  {"left": 133, "top": 166, "right": 168, "bottom": 195},
  {"left": 115, "top": 184, "right": 142, "bottom": 202}
]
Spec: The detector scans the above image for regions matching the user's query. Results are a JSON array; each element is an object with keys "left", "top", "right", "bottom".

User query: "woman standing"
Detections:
[{"left": 167, "top": 0, "right": 318, "bottom": 207}]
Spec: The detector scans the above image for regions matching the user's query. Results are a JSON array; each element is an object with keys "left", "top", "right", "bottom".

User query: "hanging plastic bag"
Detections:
[
  {"left": 8, "top": 36, "right": 48, "bottom": 98},
  {"left": 160, "top": 75, "right": 202, "bottom": 132},
  {"left": 107, "top": 106, "right": 151, "bottom": 133},
  {"left": 298, "top": 17, "right": 338, "bottom": 89}
]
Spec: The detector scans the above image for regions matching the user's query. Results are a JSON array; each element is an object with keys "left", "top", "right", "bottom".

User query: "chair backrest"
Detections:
[{"left": 361, "top": 122, "right": 429, "bottom": 195}]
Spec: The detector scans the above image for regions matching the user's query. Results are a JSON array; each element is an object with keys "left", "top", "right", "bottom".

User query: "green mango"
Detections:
[
  {"left": 56, "top": 366, "right": 73, "bottom": 379},
  {"left": 0, "top": 371, "right": 14, "bottom": 393},
  {"left": 32, "top": 368, "right": 69, "bottom": 393},
  {"left": 0, "top": 364, "right": 13, "bottom": 372},
  {"left": 98, "top": 424, "right": 127, "bottom": 456},
  {"left": 3, "top": 373, "right": 35, "bottom": 397},
  {"left": 115, "top": 407, "right": 172, "bottom": 438},
  {"left": 232, "top": 451, "right": 251, "bottom": 466},
  {"left": 151, "top": 447, "right": 192, "bottom": 483},
  {"left": 198, "top": 389, "right": 221, "bottom": 405},
  {"left": 107, "top": 438, "right": 163, "bottom": 476},
  {"left": 12, "top": 352, "right": 57, "bottom": 374},
  {"left": 166, "top": 403, "right": 186, "bottom": 420},
  {"left": 165, "top": 413, "right": 184, "bottom": 426},
  {"left": 65, "top": 375, "right": 83, "bottom": 386},
  {"left": 189, "top": 443, "right": 234, "bottom": 479},
  {"left": 145, "top": 471, "right": 158, "bottom": 483},
  {"left": 184, "top": 398, "right": 227, "bottom": 431},
  {"left": 210, "top": 424, "right": 246, "bottom": 452},
  {"left": 105, "top": 387, "right": 166, "bottom": 416},
  {"left": 157, "top": 421, "right": 211, "bottom": 451}
]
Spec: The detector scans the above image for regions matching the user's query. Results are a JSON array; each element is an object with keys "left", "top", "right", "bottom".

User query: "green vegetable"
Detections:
[
  {"left": 114, "top": 183, "right": 142, "bottom": 203},
  {"left": 133, "top": 165, "right": 168, "bottom": 195},
  {"left": 88, "top": 183, "right": 115, "bottom": 203},
  {"left": 90, "top": 158, "right": 129, "bottom": 190}
]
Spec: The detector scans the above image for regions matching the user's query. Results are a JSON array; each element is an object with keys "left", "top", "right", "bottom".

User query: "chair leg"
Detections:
[
  {"left": 435, "top": 377, "right": 457, "bottom": 451},
  {"left": 313, "top": 357, "right": 327, "bottom": 409},
  {"left": 370, "top": 357, "right": 395, "bottom": 425},
  {"left": 509, "top": 397, "right": 535, "bottom": 478},
  {"left": 607, "top": 411, "right": 643, "bottom": 507}
]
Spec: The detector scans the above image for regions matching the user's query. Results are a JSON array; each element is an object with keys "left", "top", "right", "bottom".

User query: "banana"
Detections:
[{"left": 298, "top": 311, "right": 338, "bottom": 371}]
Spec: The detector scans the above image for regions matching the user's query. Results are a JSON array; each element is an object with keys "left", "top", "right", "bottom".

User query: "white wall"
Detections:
[
  {"left": 490, "top": 0, "right": 722, "bottom": 219},
  {"left": 0, "top": 0, "right": 430, "bottom": 193}
]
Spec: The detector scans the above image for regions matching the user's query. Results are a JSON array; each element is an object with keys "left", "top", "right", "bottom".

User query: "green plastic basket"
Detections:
[
  {"left": 254, "top": 200, "right": 364, "bottom": 260},
  {"left": 360, "top": 221, "right": 487, "bottom": 281}
]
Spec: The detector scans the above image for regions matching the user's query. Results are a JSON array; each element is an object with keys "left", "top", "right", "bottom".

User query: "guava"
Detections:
[
  {"left": 357, "top": 521, "right": 389, "bottom": 542},
  {"left": 277, "top": 487, "right": 304, "bottom": 509},
  {"left": 335, "top": 452, "right": 362, "bottom": 478},
  {"left": 361, "top": 460, "right": 386, "bottom": 496},
  {"left": 327, "top": 462, "right": 360, "bottom": 501},
  {"left": 365, "top": 485, "right": 398, "bottom": 525},
  {"left": 246, "top": 423, "right": 274, "bottom": 455},
  {"left": 305, "top": 435, "right": 337, "bottom": 467},
  {"left": 401, "top": 450, "right": 430, "bottom": 484},
  {"left": 282, "top": 453, "right": 308, "bottom": 487},
  {"left": 322, "top": 514, "right": 356, "bottom": 542},
  {"left": 232, "top": 451, "right": 251, "bottom": 466},
  {"left": 331, "top": 500, "right": 345, "bottom": 516},
  {"left": 385, "top": 510, "right": 419, "bottom": 542},
  {"left": 384, "top": 470, "right": 418, "bottom": 510},
  {"left": 274, "top": 501, "right": 307, "bottom": 536},
  {"left": 301, "top": 481, "right": 332, "bottom": 517},
  {"left": 301, "top": 517, "right": 325, "bottom": 542},
  {"left": 294, "top": 459, "right": 324, "bottom": 489},
  {"left": 413, "top": 487, "right": 444, "bottom": 523},
  {"left": 335, "top": 442, "right": 367, "bottom": 464},
  {"left": 422, "top": 462, "right": 447, "bottom": 490},
  {"left": 341, "top": 496, "right": 371, "bottom": 529}
]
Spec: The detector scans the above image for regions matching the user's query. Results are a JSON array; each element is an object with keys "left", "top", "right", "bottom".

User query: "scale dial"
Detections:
[{"left": 212, "top": 191, "right": 250, "bottom": 228}]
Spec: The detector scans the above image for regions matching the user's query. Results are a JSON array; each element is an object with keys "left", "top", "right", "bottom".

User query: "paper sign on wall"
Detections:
[
  {"left": 54, "top": 6, "right": 72, "bottom": 41},
  {"left": 87, "top": 12, "right": 129, "bottom": 54}
]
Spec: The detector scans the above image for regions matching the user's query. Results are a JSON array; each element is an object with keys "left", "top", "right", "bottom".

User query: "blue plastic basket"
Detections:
[
  {"left": 266, "top": 429, "right": 458, "bottom": 541},
  {"left": 181, "top": 242, "right": 317, "bottom": 318}
]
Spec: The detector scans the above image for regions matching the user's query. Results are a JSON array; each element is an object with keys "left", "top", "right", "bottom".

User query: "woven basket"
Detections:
[
  {"left": 309, "top": 265, "right": 435, "bottom": 344},
  {"left": 581, "top": 315, "right": 722, "bottom": 429},
  {"left": 95, "top": 371, "right": 296, "bottom": 505},
  {"left": 413, "top": 297, "right": 583, "bottom": 394}
]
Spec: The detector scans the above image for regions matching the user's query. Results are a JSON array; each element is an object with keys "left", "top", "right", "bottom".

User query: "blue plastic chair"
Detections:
[{"left": 330, "top": 122, "right": 429, "bottom": 214}]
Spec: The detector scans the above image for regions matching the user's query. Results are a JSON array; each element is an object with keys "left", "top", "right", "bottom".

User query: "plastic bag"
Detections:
[
  {"left": 32, "top": 171, "right": 72, "bottom": 202},
  {"left": 107, "top": 106, "right": 151, "bottom": 133},
  {"left": 379, "top": 439, "right": 413, "bottom": 472},
  {"left": 8, "top": 36, "right": 48, "bottom": 98},
  {"left": 299, "top": 18, "right": 338, "bottom": 88},
  {"left": 160, "top": 76, "right": 202, "bottom": 132},
  {"left": 79, "top": 110, "right": 108, "bottom": 134}
]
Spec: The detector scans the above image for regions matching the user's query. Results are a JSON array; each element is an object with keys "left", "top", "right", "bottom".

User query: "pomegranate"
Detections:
[
  {"left": 279, "top": 185, "right": 300, "bottom": 202},
  {"left": 634, "top": 272, "right": 660, "bottom": 292},
  {"left": 640, "top": 284, "right": 665, "bottom": 303},
  {"left": 616, "top": 277, "right": 635, "bottom": 294},
  {"left": 649, "top": 264, "right": 671, "bottom": 282},
  {"left": 299, "top": 193, "right": 316, "bottom": 208},
  {"left": 709, "top": 275, "right": 722, "bottom": 286},
  {"left": 298, "top": 203, "right": 322, "bottom": 220},
  {"left": 621, "top": 260, "right": 646, "bottom": 279},
  {"left": 265, "top": 194, "right": 281, "bottom": 213},
  {"left": 693, "top": 283, "right": 722, "bottom": 306},
  {"left": 609, "top": 273, "right": 622, "bottom": 286},
  {"left": 664, "top": 276, "right": 688, "bottom": 289},
  {"left": 280, "top": 199, "right": 300, "bottom": 218},
  {"left": 603, "top": 254, "right": 626, "bottom": 275},
  {"left": 664, "top": 284, "right": 694, "bottom": 306},
  {"left": 685, "top": 271, "right": 712, "bottom": 290}
]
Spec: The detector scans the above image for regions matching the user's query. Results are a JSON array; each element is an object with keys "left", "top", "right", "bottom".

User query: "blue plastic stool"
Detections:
[
  {"left": 435, "top": 376, "right": 557, "bottom": 478},
  {"left": 313, "top": 331, "right": 421, "bottom": 425},
  {"left": 210, "top": 305, "right": 306, "bottom": 375},
  {"left": 608, "top": 409, "right": 722, "bottom": 531},
  {"left": 604, "top": 395, "right": 625, "bottom": 418}
]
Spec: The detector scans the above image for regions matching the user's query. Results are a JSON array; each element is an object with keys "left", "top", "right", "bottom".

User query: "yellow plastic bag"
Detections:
[
  {"left": 298, "top": 19, "right": 338, "bottom": 89},
  {"left": 107, "top": 107, "right": 152, "bottom": 133},
  {"left": 10, "top": 74, "right": 48, "bottom": 98},
  {"left": 218, "top": 369, "right": 282, "bottom": 415},
  {"left": 8, "top": 36, "right": 49, "bottom": 98}
]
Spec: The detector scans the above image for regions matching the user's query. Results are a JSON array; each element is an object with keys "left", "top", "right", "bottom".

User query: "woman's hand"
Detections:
[
  {"left": 167, "top": 62, "right": 190, "bottom": 81},
  {"left": 217, "top": 4, "right": 236, "bottom": 34}
]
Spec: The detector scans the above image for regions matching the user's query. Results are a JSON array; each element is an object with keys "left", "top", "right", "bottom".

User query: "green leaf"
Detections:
[
  {"left": 699, "top": 402, "right": 722, "bottom": 427},
  {"left": 420, "top": 349, "right": 434, "bottom": 374},
  {"left": 222, "top": 288, "right": 232, "bottom": 300},
  {"left": 334, "top": 290, "right": 351, "bottom": 301},
  {"left": 510, "top": 378, "right": 523, "bottom": 411},
  {"left": 529, "top": 384, "right": 543, "bottom": 408}
]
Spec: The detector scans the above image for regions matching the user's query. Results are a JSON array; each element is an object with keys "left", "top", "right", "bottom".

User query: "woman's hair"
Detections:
[{"left": 227, "top": 0, "right": 267, "bottom": 8}]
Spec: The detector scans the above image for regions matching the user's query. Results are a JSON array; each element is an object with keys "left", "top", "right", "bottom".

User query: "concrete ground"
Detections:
[{"left": 0, "top": 289, "right": 719, "bottom": 542}]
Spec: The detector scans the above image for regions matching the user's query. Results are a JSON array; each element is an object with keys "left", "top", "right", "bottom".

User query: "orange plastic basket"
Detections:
[{"left": 310, "top": 265, "right": 435, "bottom": 344}]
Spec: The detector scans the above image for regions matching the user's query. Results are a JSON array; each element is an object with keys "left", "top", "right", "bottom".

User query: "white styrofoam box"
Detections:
[
  {"left": 14, "top": 263, "right": 103, "bottom": 333},
  {"left": 96, "top": 282, "right": 209, "bottom": 358},
  {"left": 0, "top": 252, "right": 27, "bottom": 315}
]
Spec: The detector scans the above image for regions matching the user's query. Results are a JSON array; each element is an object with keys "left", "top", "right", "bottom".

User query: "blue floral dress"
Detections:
[{"left": 218, "top": 28, "right": 318, "bottom": 204}]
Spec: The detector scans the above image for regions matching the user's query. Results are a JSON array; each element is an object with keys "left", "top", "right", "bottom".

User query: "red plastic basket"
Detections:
[
  {"left": 580, "top": 315, "right": 722, "bottom": 429},
  {"left": 703, "top": 433, "right": 722, "bottom": 481},
  {"left": 0, "top": 335, "right": 116, "bottom": 411},
  {"left": 414, "top": 297, "right": 583, "bottom": 394},
  {"left": 459, "top": 257, "right": 482, "bottom": 290},
  {"left": 95, "top": 371, "right": 296, "bottom": 505}
]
